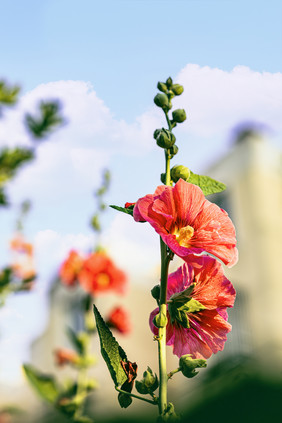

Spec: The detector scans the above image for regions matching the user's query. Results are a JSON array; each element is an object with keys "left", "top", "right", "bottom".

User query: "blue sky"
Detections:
[{"left": 0, "top": 0, "right": 281, "bottom": 384}]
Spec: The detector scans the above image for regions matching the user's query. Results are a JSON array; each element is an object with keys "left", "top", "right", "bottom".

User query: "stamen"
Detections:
[{"left": 175, "top": 225, "right": 194, "bottom": 248}]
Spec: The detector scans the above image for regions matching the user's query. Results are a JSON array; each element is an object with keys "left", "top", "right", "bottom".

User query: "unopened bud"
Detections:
[
  {"left": 136, "top": 367, "right": 159, "bottom": 394},
  {"left": 160, "top": 173, "right": 166, "bottom": 184},
  {"left": 157, "top": 82, "right": 168, "bottom": 93},
  {"left": 154, "top": 93, "right": 169, "bottom": 109},
  {"left": 171, "top": 165, "right": 190, "bottom": 183},
  {"left": 166, "top": 77, "right": 173, "bottom": 88},
  {"left": 153, "top": 311, "right": 167, "bottom": 328},
  {"left": 168, "top": 145, "right": 179, "bottom": 158},
  {"left": 156, "top": 129, "right": 176, "bottom": 149},
  {"left": 172, "top": 109, "right": 187, "bottom": 123},
  {"left": 179, "top": 354, "right": 207, "bottom": 378},
  {"left": 151, "top": 284, "right": 160, "bottom": 301},
  {"left": 171, "top": 84, "right": 184, "bottom": 96}
]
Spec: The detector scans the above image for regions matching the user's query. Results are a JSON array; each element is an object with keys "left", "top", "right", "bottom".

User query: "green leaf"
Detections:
[
  {"left": 25, "top": 101, "right": 64, "bottom": 139},
  {"left": 110, "top": 205, "right": 134, "bottom": 217},
  {"left": 0, "top": 80, "right": 20, "bottom": 105},
  {"left": 189, "top": 171, "right": 226, "bottom": 196},
  {"left": 93, "top": 305, "right": 127, "bottom": 387},
  {"left": 23, "top": 364, "right": 61, "bottom": 404},
  {"left": 66, "top": 327, "right": 85, "bottom": 355}
]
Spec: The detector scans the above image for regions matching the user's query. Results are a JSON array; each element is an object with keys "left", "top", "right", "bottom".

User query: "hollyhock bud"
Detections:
[
  {"left": 171, "top": 84, "right": 184, "bottom": 96},
  {"left": 160, "top": 173, "right": 166, "bottom": 184},
  {"left": 168, "top": 144, "right": 179, "bottom": 158},
  {"left": 154, "top": 93, "right": 169, "bottom": 109},
  {"left": 171, "top": 165, "right": 190, "bottom": 183},
  {"left": 156, "top": 129, "right": 176, "bottom": 149},
  {"left": 118, "top": 392, "right": 132, "bottom": 408},
  {"left": 166, "top": 77, "right": 173, "bottom": 88},
  {"left": 153, "top": 311, "right": 167, "bottom": 328},
  {"left": 179, "top": 354, "right": 207, "bottom": 378},
  {"left": 172, "top": 109, "right": 187, "bottom": 123},
  {"left": 151, "top": 284, "right": 160, "bottom": 301},
  {"left": 135, "top": 367, "right": 158, "bottom": 394},
  {"left": 157, "top": 82, "right": 168, "bottom": 93}
]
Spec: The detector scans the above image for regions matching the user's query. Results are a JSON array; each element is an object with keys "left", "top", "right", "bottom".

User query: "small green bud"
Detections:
[
  {"left": 166, "top": 77, "right": 173, "bottom": 88},
  {"left": 153, "top": 311, "right": 167, "bottom": 328},
  {"left": 171, "top": 165, "right": 190, "bottom": 183},
  {"left": 179, "top": 354, "right": 207, "bottom": 378},
  {"left": 168, "top": 100, "right": 172, "bottom": 110},
  {"left": 154, "top": 93, "right": 169, "bottom": 109},
  {"left": 90, "top": 214, "right": 100, "bottom": 231},
  {"left": 160, "top": 173, "right": 166, "bottom": 184},
  {"left": 118, "top": 392, "right": 132, "bottom": 408},
  {"left": 151, "top": 284, "right": 160, "bottom": 301},
  {"left": 168, "top": 145, "right": 179, "bottom": 158},
  {"left": 172, "top": 109, "right": 187, "bottom": 123},
  {"left": 136, "top": 367, "right": 159, "bottom": 394},
  {"left": 156, "top": 128, "right": 176, "bottom": 149},
  {"left": 171, "top": 84, "right": 184, "bottom": 96},
  {"left": 167, "top": 89, "right": 175, "bottom": 99},
  {"left": 157, "top": 82, "right": 168, "bottom": 93},
  {"left": 153, "top": 128, "right": 161, "bottom": 139}
]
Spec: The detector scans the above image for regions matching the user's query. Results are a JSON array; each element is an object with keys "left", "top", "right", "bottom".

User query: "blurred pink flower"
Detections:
[
  {"left": 149, "top": 256, "right": 236, "bottom": 359},
  {"left": 59, "top": 250, "right": 84, "bottom": 287},
  {"left": 78, "top": 251, "right": 127, "bottom": 295},
  {"left": 134, "top": 179, "right": 238, "bottom": 267},
  {"left": 107, "top": 306, "right": 131, "bottom": 334}
]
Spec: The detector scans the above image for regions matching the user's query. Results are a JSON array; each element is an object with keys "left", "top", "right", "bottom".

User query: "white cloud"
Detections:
[{"left": 175, "top": 64, "right": 282, "bottom": 138}]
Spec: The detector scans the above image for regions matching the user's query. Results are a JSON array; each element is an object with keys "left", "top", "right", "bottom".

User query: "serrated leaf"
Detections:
[
  {"left": 23, "top": 364, "right": 60, "bottom": 403},
  {"left": 189, "top": 171, "right": 226, "bottom": 196},
  {"left": 93, "top": 305, "right": 127, "bottom": 387},
  {"left": 110, "top": 205, "right": 133, "bottom": 217}
]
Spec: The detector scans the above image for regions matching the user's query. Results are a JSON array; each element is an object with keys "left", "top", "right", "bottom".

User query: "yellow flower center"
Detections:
[
  {"left": 96, "top": 273, "right": 110, "bottom": 288},
  {"left": 174, "top": 225, "right": 194, "bottom": 248}
]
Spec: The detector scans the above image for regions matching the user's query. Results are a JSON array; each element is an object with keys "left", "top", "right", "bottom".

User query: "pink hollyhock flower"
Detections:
[
  {"left": 78, "top": 251, "right": 127, "bottom": 295},
  {"left": 107, "top": 306, "right": 131, "bottom": 334},
  {"left": 149, "top": 256, "right": 236, "bottom": 359},
  {"left": 133, "top": 179, "right": 238, "bottom": 267},
  {"left": 59, "top": 250, "right": 84, "bottom": 287}
]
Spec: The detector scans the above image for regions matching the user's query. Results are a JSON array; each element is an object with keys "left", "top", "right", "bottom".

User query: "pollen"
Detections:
[{"left": 175, "top": 225, "right": 194, "bottom": 248}]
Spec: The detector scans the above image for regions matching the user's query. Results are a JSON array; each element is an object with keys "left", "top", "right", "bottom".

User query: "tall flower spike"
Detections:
[
  {"left": 149, "top": 255, "right": 236, "bottom": 359},
  {"left": 133, "top": 179, "right": 238, "bottom": 267}
]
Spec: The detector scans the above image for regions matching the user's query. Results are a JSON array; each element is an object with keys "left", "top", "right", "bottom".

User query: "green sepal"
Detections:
[
  {"left": 23, "top": 364, "right": 61, "bottom": 404},
  {"left": 110, "top": 205, "right": 134, "bottom": 217},
  {"left": 179, "top": 354, "right": 207, "bottom": 378},
  {"left": 168, "top": 286, "right": 206, "bottom": 329},
  {"left": 135, "top": 367, "right": 159, "bottom": 394},
  {"left": 93, "top": 305, "right": 128, "bottom": 387},
  {"left": 188, "top": 171, "right": 226, "bottom": 196}
]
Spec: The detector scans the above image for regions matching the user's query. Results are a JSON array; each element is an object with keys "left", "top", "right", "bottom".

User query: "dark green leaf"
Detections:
[
  {"left": 0, "top": 81, "right": 20, "bottom": 105},
  {"left": 66, "top": 327, "right": 85, "bottom": 355},
  {"left": 110, "top": 205, "right": 134, "bottom": 217},
  {"left": 189, "top": 171, "right": 226, "bottom": 196},
  {"left": 93, "top": 305, "right": 127, "bottom": 387},
  {"left": 23, "top": 364, "right": 60, "bottom": 403},
  {"left": 25, "top": 101, "right": 64, "bottom": 139}
]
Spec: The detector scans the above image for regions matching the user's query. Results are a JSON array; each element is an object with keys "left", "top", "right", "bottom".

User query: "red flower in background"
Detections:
[
  {"left": 134, "top": 179, "right": 238, "bottom": 267},
  {"left": 10, "top": 234, "right": 36, "bottom": 281},
  {"left": 78, "top": 251, "right": 127, "bottom": 295},
  {"left": 59, "top": 250, "right": 84, "bottom": 287},
  {"left": 149, "top": 255, "right": 236, "bottom": 359},
  {"left": 107, "top": 306, "right": 131, "bottom": 334},
  {"left": 54, "top": 348, "right": 79, "bottom": 367}
]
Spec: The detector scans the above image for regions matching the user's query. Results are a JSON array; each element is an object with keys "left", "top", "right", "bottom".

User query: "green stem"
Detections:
[
  {"left": 167, "top": 367, "right": 181, "bottom": 380},
  {"left": 158, "top": 238, "right": 171, "bottom": 416},
  {"left": 115, "top": 387, "right": 157, "bottom": 405}
]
